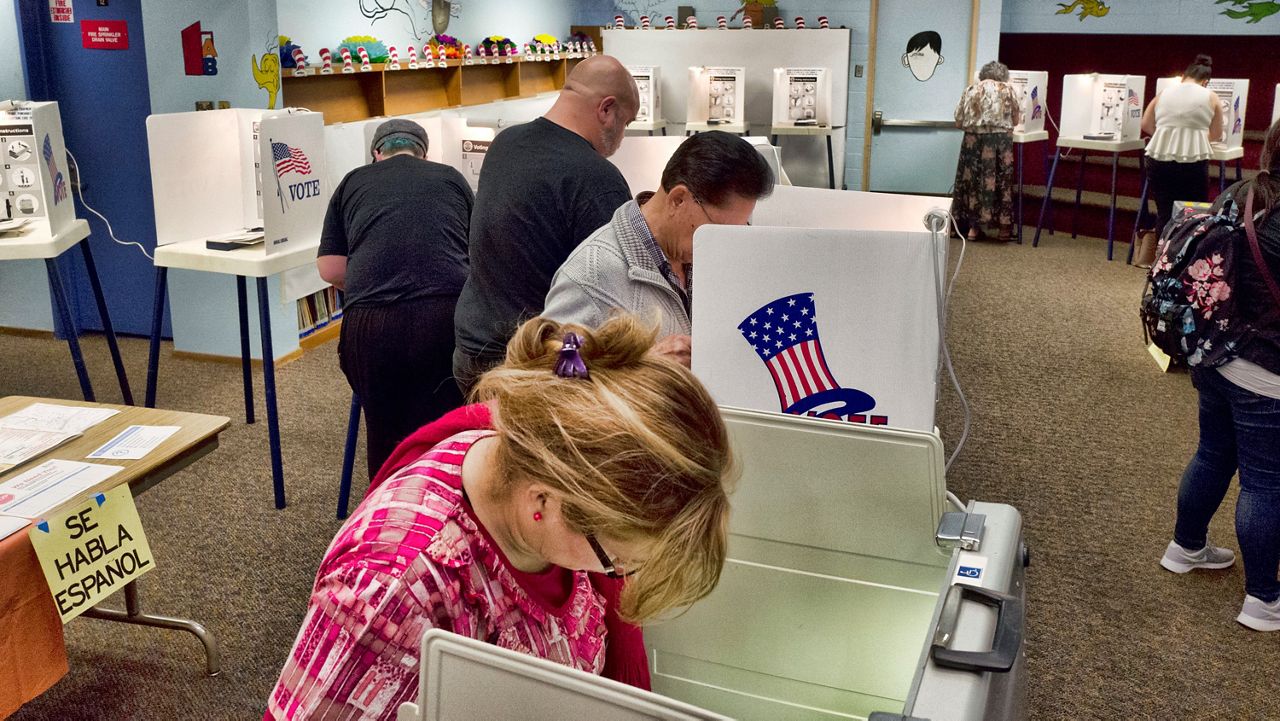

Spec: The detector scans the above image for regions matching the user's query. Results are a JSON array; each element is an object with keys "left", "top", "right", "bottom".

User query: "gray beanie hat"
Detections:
[{"left": 371, "top": 119, "right": 428, "bottom": 156}]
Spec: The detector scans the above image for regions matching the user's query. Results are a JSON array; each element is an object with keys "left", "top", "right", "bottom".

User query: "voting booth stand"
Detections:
[
  {"left": 687, "top": 66, "right": 748, "bottom": 135},
  {"left": 0, "top": 100, "right": 132, "bottom": 404},
  {"left": 1034, "top": 74, "right": 1147, "bottom": 260},
  {"left": 144, "top": 108, "right": 330, "bottom": 509},
  {"left": 1007, "top": 71, "right": 1049, "bottom": 244},
  {"left": 627, "top": 65, "right": 665, "bottom": 135}
]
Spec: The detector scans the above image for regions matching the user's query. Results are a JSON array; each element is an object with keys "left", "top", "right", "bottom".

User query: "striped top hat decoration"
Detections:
[
  {"left": 421, "top": 43, "right": 434, "bottom": 67},
  {"left": 665, "top": 15, "right": 676, "bottom": 29},
  {"left": 615, "top": 14, "right": 625, "bottom": 29},
  {"left": 463, "top": 43, "right": 473, "bottom": 64},
  {"left": 737, "top": 293, "right": 885, "bottom": 424},
  {"left": 319, "top": 47, "right": 333, "bottom": 74},
  {"left": 386, "top": 46, "right": 400, "bottom": 69},
  {"left": 406, "top": 45, "right": 418, "bottom": 68},
  {"left": 588, "top": 40, "right": 597, "bottom": 54},
  {"left": 742, "top": 15, "right": 753, "bottom": 28},
  {"left": 640, "top": 15, "right": 651, "bottom": 29},
  {"left": 340, "top": 46, "right": 355, "bottom": 73},
  {"left": 773, "top": 17, "right": 785, "bottom": 28},
  {"left": 686, "top": 15, "right": 699, "bottom": 28},
  {"left": 794, "top": 17, "right": 806, "bottom": 28},
  {"left": 356, "top": 46, "right": 371, "bottom": 71},
  {"left": 291, "top": 48, "right": 308, "bottom": 76},
  {"left": 717, "top": 15, "right": 728, "bottom": 29},
  {"left": 506, "top": 45, "right": 516, "bottom": 62},
  {"left": 818, "top": 16, "right": 830, "bottom": 28}
]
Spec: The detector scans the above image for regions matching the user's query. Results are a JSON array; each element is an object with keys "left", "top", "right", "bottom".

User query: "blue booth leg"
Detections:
[
  {"left": 145, "top": 267, "right": 167, "bottom": 408},
  {"left": 255, "top": 276, "right": 286, "bottom": 510},
  {"left": 236, "top": 276, "right": 255, "bottom": 425},
  {"left": 338, "top": 394, "right": 362, "bottom": 519},
  {"left": 46, "top": 257, "right": 94, "bottom": 402},
  {"left": 80, "top": 240, "right": 133, "bottom": 405},
  {"left": 1033, "top": 150, "right": 1062, "bottom": 247}
]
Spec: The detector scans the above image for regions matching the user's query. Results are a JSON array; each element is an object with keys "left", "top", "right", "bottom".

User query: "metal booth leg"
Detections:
[
  {"left": 236, "top": 276, "right": 255, "bottom": 425},
  {"left": 145, "top": 267, "right": 167, "bottom": 408},
  {"left": 255, "top": 277, "right": 286, "bottom": 509},
  {"left": 826, "top": 134, "right": 836, "bottom": 190},
  {"left": 45, "top": 257, "right": 94, "bottom": 402},
  {"left": 338, "top": 394, "right": 362, "bottom": 519},
  {"left": 1072, "top": 150, "right": 1087, "bottom": 239},
  {"left": 1016, "top": 143, "right": 1025, "bottom": 244},
  {"left": 1033, "top": 149, "right": 1062, "bottom": 247},
  {"left": 1106, "top": 152, "right": 1119, "bottom": 260},
  {"left": 80, "top": 240, "right": 133, "bottom": 405},
  {"left": 82, "top": 581, "right": 221, "bottom": 677}
]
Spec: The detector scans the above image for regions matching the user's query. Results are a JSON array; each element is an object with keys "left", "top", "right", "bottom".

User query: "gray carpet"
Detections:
[{"left": 4, "top": 230, "right": 1278, "bottom": 720}]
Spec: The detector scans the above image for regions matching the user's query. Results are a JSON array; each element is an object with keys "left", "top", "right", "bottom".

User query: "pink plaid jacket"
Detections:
[{"left": 266, "top": 430, "right": 609, "bottom": 720}]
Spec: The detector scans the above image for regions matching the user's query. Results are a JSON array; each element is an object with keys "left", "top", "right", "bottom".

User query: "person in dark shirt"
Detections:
[
  {"left": 452, "top": 55, "right": 639, "bottom": 394},
  {"left": 318, "top": 119, "right": 473, "bottom": 478}
]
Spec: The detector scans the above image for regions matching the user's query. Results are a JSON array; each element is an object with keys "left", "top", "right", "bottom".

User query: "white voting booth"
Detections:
[
  {"left": 1059, "top": 73, "right": 1145, "bottom": 142},
  {"left": 688, "top": 66, "right": 746, "bottom": 128},
  {"left": 628, "top": 65, "right": 662, "bottom": 124},
  {"left": 1273, "top": 84, "right": 1279, "bottom": 124},
  {"left": 607, "top": 135, "right": 785, "bottom": 197},
  {"left": 0, "top": 101, "right": 74, "bottom": 234},
  {"left": 1154, "top": 76, "right": 1250, "bottom": 148},
  {"left": 1007, "top": 70, "right": 1048, "bottom": 135},
  {"left": 771, "top": 68, "right": 831, "bottom": 128}
]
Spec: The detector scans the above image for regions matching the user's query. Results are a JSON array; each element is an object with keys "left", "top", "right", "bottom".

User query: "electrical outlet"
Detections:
[{"left": 854, "top": 65, "right": 864, "bottom": 78}]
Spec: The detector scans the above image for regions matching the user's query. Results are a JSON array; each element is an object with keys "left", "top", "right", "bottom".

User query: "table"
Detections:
[
  {"left": 0, "top": 395, "right": 230, "bottom": 715},
  {"left": 627, "top": 118, "right": 668, "bottom": 136},
  {"left": 0, "top": 220, "right": 133, "bottom": 404},
  {"left": 770, "top": 125, "right": 841, "bottom": 190},
  {"left": 146, "top": 238, "right": 317, "bottom": 509},
  {"left": 1012, "top": 130, "right": 1049, "bottom": 244},
  {"left": 686, "top": 120, "right": 750, "bottom": 137},
  {"left": 1125, "top": 144, "right": 1245, "bottom": 264},
  {"left": 1033, "top": 136, "right": 1146, "bottom": 261}
]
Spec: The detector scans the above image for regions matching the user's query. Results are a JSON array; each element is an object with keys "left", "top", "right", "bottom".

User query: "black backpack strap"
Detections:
[{"left": 1244, "top": 187, "right": 1280, "bottom": 308}]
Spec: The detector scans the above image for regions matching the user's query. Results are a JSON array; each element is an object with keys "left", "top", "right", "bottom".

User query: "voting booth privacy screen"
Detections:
[
  {"left": 607, "top": 136, "right": 783, "bottom": 197},
  {"left": 628, "top": 66, "right": 662, "bottom": 124},
  {"left": 771, "top": 68, "right": 831, "bottom": 128},
  {"left": 1155, "top": 76, "right": 1250, "bottom": 148},
  {"left": 1007, "top": 70, "right": 1048, "bottom": 135},
  {"left": 687, "top": 67, "right": 746, "bottom": 125},
  {"left": 1059, "top": 74, "right": 1145, "bottom": 142},
  {"left": 0, "top": 101, "right": 75, "bottom": 235},
  {"left": 691, "top": 224, "right": 941, "bottom": 432}
]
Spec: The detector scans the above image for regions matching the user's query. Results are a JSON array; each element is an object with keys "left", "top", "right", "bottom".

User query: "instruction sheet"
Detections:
[{"left": 0, "top": 459, "right": 123, "bottom": 518}]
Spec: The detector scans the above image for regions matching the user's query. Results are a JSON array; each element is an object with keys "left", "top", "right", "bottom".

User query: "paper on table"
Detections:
[
  {"left": 0, "top": 514, "right": 28, "bottom": 542},
  {"left": 0, "top": 403, "right": 119, "bottom": 434},
  {"left": 0, "top": 428, "right": 76, "bottom": 470},
  {"left": 0, "top": 460, "right": 123, "bottom": 518},
  {"left": 87, "top": 426, "right": 180, "bottom": 460}
]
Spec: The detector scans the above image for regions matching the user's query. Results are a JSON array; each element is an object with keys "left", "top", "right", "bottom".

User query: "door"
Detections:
[{"left": 867, "top": 0, "right": 979, "bottom": 194}]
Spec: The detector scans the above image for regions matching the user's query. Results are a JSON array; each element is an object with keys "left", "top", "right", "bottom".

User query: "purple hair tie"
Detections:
[{"left": 554, "top": 332, "right": 590, "bottom": 379}]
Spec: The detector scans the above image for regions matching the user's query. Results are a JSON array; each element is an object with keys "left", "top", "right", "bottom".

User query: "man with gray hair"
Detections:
[
  {"left": 452, "top": 55, "right": 640, "bottom": 394},
  {"left": 318, "top": 118, "right": 473, "bottom": 478}
]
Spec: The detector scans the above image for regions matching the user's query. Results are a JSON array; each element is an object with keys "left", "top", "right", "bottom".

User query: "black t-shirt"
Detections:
[
  {"left": 454, "top": 117, "right": 632, "bottom": 357},
  {"left": 319, "top": 154, "right": 474, "bottom": 309}
]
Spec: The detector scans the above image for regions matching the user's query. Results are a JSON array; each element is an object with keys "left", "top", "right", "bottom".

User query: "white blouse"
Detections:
[{"left": 1145, "top": 82, "right": 1214, "bottom": 163}]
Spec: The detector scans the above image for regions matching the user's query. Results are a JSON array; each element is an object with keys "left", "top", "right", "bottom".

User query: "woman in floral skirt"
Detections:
[{"left": 951, "top": 60, "right": 1022, "bottom": 241}]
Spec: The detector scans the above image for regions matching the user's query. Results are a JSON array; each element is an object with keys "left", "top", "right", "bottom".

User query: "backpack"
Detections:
[{"left": 1140, "top": 187, "right": 1280, "bottom": 367}]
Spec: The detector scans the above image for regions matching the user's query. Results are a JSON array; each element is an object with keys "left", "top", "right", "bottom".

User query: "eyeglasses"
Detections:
[
  {"left": 693, "top": 196, "right": 751, "bottom": 226},
  {"left": 585, "top": 533, "right": 636, "bottom": 579}
]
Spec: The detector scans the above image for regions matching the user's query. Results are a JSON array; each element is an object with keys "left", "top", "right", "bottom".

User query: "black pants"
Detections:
[
  {"left": 1147, "top": 158, "right": 1208, "bottom": 236},
  {"left": 452, "top": 345, "right": 506, "bottom": 399},
  {"left": 339, "top": 295, "right": 464, "bottom": 479}
]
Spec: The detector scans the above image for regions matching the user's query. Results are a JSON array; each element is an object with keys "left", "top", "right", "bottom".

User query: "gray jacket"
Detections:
[{"left": 543, "top": 202, "right": 691, "bottom": 336}]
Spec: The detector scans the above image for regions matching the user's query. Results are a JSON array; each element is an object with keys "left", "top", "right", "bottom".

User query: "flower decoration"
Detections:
[
  {"left": 430, "top": 33, "right": 464, "bottom": 59},
  {"left": 480, "top": 35, "right": 516, "bottom": 56},
  {"left": 337, "top": 35, "right": 389, "bottom": 64},
  {"left": 531, "top": 33, "right": 559, "bottom": 48}
]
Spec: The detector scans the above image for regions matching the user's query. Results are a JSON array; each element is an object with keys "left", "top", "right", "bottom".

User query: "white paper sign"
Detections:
[
  {"left": 0, "top": 460, "right": 123, "bottom": 518},
  {"left": 691, "top": 226, "right": 940, "bottom": 432},
  {"left": 88, "top": 426, "right": 181, "bottom": 460},
  {"left": 259, "top": 111, "right": 329, "bottom": 255},
  {"left": 48, "top": 0, "right": 73, "bottom": 23},
  {"left": 0, "top": 429, "right": 73, "bottom": 470}
]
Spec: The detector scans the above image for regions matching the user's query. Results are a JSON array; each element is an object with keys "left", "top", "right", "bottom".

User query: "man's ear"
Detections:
[
  {"left": 598, "top": 95, "right": 617, "bottom": 121},
  {"left": 938, "top": 55, "right": 945, "bottom": 66},
  {"left": 901, "top": 53, "right": 910, "bottom": 68}
]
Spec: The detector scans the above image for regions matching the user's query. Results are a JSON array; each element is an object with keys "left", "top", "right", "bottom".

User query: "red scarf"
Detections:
[{"left": 368, "top": 404, "right": 652, "bottom": 691}]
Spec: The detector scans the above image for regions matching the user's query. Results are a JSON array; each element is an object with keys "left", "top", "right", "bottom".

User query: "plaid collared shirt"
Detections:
[{"left": 629, "top": 192, "right": 692, "bottom": 316}]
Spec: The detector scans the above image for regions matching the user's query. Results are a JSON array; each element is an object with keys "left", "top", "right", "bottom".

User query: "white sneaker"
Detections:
[
  {"left": 1236, "top": 595, "right": 1280, "bottom": 632},
  {"left": 1159, "top": 540, "right": 1236, "bottom": 573}
]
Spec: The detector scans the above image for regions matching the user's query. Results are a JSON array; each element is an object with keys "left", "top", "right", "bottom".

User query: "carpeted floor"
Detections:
[{"left": 4, "top": 230, "right": 1278, "bottom": 720}]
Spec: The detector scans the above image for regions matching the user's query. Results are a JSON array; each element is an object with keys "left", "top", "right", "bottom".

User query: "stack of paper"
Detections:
[
  {"left": 0, "top": 459, "right": 123, "bottom": 519},
  {"left": 0, "top": 403, "right": 119, "bottom": 472}
]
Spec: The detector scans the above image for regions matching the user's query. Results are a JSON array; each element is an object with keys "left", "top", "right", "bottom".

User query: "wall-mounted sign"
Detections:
[
  {"left": 81, "top": 20, "right": 129, "bottom": 50},
  {"left": 49, "top": 0, "right": 73, "bottom": 23}
]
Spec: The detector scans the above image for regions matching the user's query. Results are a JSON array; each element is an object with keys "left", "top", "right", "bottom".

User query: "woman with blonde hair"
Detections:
[{"left": 267, "top": 314, "right": 733, "bottom": 720}]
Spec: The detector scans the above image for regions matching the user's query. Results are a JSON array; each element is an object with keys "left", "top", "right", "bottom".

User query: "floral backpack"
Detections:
[{"left": 1140, "top": 187, "right": 1280, "bottom": 367}]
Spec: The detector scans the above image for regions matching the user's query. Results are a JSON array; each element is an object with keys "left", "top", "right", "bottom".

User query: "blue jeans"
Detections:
[{"left": 1174, "top": 367, "right": 1280, "bottom": 603}]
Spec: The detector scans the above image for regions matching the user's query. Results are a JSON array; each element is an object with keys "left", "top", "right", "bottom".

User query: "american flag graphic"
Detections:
[
  {"left": 737, "top": 293, "right": 839, "bottom": 408},
  {"left": 41, "top": 134, "right": 68, "bottom": 205},
  {"left": 272, "top": 142, "right": 312, "bottom": 177},
  {"left": 1233, "top": 97, "right": 1242, "bottom": 135},
  {"left": 1031, "top": 87, "right": 1043, "bottom": 120},
  {"left": 1127, "top": 89, "right": 1140, "bottom": 107}
]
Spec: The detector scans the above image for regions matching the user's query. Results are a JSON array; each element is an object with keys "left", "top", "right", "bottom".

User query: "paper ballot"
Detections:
[
  {"left": 88, "top": 426, "right": 180, "bottom": 460},
  {"left": 0, "top": 460, "right": 123, "bottom": 518},
  {"left": 0, "top": 403, "right": 119, "bottom": 471},
  {"left": 0, "top": 514, "right": 28, "bottom": 542}
]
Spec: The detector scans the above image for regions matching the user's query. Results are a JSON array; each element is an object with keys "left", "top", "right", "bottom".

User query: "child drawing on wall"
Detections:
[{"left": 902, "top": 31, "right": 944, "bottom": 82}]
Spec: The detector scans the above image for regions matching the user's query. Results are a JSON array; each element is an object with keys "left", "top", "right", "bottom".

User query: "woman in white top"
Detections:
[{"left": 1140, "top": 54, "right": 1224, "bottom": 239}]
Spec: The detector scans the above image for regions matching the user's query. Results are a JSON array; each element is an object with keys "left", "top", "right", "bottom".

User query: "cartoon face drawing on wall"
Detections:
[{"left": 902, "top": 31, "right": 944, "bottom": 82}]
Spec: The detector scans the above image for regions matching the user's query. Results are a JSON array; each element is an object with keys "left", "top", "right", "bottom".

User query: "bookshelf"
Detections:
[
  {"left": 297, "top": 286, "right": 343, "bottom": 343},
  {"left": 282, "top": 57, "right": 584, "bottom": 125}
]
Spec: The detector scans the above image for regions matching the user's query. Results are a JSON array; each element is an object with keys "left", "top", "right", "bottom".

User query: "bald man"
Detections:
[{"left": 453, "top": 56, "right": 639, "bottom": 393}]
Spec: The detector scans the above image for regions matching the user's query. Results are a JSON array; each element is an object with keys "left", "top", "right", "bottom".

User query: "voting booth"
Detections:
[
  {"left": 1059, "top": 73, "right": 1145, "bottom": 142},
  {"left": 0, "top": 101, "right": 75, "bottom": 235},
  {"left": 688, "top": 66, "right": 746, "bottom": 126},
  {"left": 607, "top": 135, "right": 784, "bottom": 197},
  {"left": 628, "top": 65, "right": 662, "bottom": 123},
  {"left": 1154, "top": 76, "right": 1250, "bottom": 148},
  {"left": 1007, "top": 70, "right": 1048, "bottom": 135},
  {"left": 771, "top": 68, "right": 832, "bottom": 128}
]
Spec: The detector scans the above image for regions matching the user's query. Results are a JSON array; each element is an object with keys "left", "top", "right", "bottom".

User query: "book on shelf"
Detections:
[{"left": 297, "top": 286, "right": 344, "bottom": 338}]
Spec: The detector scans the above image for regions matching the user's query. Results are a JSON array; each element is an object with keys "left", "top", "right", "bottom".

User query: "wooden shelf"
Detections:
[{"left": 283, "top": 57, "right": 584, "bottom": 124}]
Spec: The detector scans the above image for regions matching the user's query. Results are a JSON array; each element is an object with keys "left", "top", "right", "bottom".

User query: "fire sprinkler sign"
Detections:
[
  {"left": 49, "top": 0, "right": 73, "bottom": 23},
  {"left": 81, "top": 20, "right": 129, "bottom": 50}
]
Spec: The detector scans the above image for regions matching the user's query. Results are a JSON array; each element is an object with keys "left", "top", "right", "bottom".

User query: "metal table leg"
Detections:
[
  {"left": 1129, "top": 155, "right": 1148, "bottom": 265},
  {"left": 1033, "top": 149, "right": 1062, "bottom": 247},
  {"left": 1106, "top": 152, "right": 1119, "bottom": 261},
  {"left": 255, "top": 276, "right": 286, "bottom": 509},
  {"left": 236, "top": 276, "right": 255, "bottom": 425},
  {"left": 660, "top": 126, "right": 666, "bottom": 136},
  {"left": 45, "top": 258, "right": 94, "bottom": 402},
  {"left": 1072, "top": 150, "right": 1087, "bottom": 239},
  {"left": 1236, "top": 158, "right": 1243, "bottom": 182},
  {"left": 1016, "top": 143, "right": 1025, "bottom": 244},
  {"left": 338, "top": 394, "right": 361, "bottom": 519},
  {"left": 79, "top": 240, "right": 133, "bottom": 405},
  {"left": 1219, "top": 159, "right": 1227, "bottom": 193},
  {"left": 145, "top": 268, "right": 167, "bottom": 408},
  {"left": 826, "top": 134, "right": 836, "bottom": 190},
  {"left": 82, "top": 581, "right": 220, "bottom": 677}
]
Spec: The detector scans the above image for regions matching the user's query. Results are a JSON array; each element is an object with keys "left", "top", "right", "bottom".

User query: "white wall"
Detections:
[
  {"left": 1002, "top": 0, "right": 1280, "bottom": 34},
  {"left": 276, "top": 0, "right": 575, "bottom": 59},
  {"left": 0, "top": 0, "right": 25, "bottom": 100}
]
